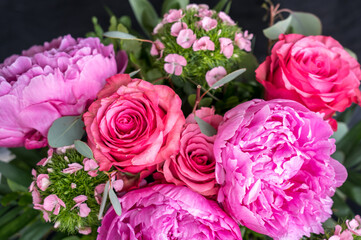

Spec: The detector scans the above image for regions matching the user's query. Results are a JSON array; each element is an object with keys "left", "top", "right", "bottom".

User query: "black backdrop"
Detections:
[{"left": 1, "top": 0, "right": 361, "bottom": 62}]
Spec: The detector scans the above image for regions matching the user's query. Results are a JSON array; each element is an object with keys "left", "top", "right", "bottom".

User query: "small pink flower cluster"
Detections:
[
  {"left": 327, "top": 216, "right": 361, "bottom": 240},
  {"left": 151, "top": 4, "right": 253, "bottom": 87}
]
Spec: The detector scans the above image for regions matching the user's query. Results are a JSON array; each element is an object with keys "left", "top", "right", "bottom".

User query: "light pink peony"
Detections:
[
  {"left": 83, "top": 74, "right": 185, "bottom": 179},
  {"left": 158, "top": 108, "right": 223, "bottom": 197},
  {"left": 0, "top": 35, "right": 119, "bottom": 149},
  {"left": 97, "top": 184, "right": 242, "bottom": 240},
  {"left": 256, "top": 34, "right": 361, "bottom": 130},
  {"left": 214, "top": 99, "right": 347, "bottom": 240}
]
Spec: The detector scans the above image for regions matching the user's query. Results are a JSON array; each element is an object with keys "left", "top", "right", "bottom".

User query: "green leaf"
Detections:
[
  {"left": 1, "top": 192, "right": 19, "bottom": 206},
  {"left": 188, "top": 94, "right": 196, "bottom": 106},
  {"left": 224, "top": 0, "right": 232, "bottom": 14},
  {"left": 194, "top": 115, "right": 217, "bottom": 137},
  {"left": 199, "top": 97, "right": 213, "bottom": 107},
  {"left": 332, "top": 193, "right": 353, "bottom": 218},
  {"left": 47, "top": 116, "right": 85, "bottom": 148},
  {"left": 162, "top": 0, "right": 189, "bottom": 15},
  {"left": 0, "top": 206, "right": 22, "bottom": 226},
  {"left": 103, "top": 31, "right": 138, "bottom": 40},
  {"left": 129, "top": 0, "right": 159, "bottom": 36},
  {"left": 289, "top": 12, "right": 322, "bottom": 36},
  {"left": 211, "top": 68, "right": 246, "bottom": 89},
  {"left": 331, "top": 122, "right": 348, "bottom": 143},
  {"left": 344, "top": 146, "right": 361, "bottom": 169},
  {"left": 340, "top": 180, "right": 361, "bottom": 206},
  {"left": 98, "top": 180, "right": 110, "bottom": 220},
  {"left": 331, "top": 151, "right": 345, "bottom": 164},
  {"left": 109, "top": 187, "right": 122, "bottom": 216},
  {"left": 74, "top": 140, "right": 94, "bottom": 159},
  {"left": 19, "top": 220, "right": 52, "bottom": 240},
  {"left": 263, "top": 15, "right": 292, "bottom": 40},
  {"left": 0, "top": 162, "right": 31, "bottom": 187},
  {"left": 336, "top": 120, "right": 361, "bottom": 155},
  {"left": 129, "top": 69, "right": 141, "bottom": 78},
  {"left": 7, "top": 179, "right": 28, "bottom": 192},
  {"left": 0, "top": 208, "right": 39, "bottom": 239},
  {"left": 345, "top": 47, "right": 358, "bottom": 60},
  {"left": 213, "top": 0, "right": 229, "bottom": 12}
]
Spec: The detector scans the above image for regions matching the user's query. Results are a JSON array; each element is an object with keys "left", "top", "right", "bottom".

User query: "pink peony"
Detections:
[
  {"left": 193, "top": 36, "right": 215, "bottom": 51},
  {"left": 97, "top": 184, "right": 242, "bottom": 240},
  {"left": 214, "top": 99, "right": 347, "bottom": 239},
  {"left": 256, "top": 34, "right": 361, "bottom": 130},
  {"left": 205, "top": 66, "right": 227, "bottom": 88},
  {"left": 164, "top": 54, "right": 187, "bottom": 76},
  {"left": 219, "top": 37, "right": 234, "bottom": 58},
  {"left": 176, "top": 29, "right": 196, "bottom": 49},
  {"left": 0, "top": 35, "right": 119, "bottom": 149},
  {"left": 83, "top": 74, "right": 185, "bottom": 179},
  {"left": 158, "top": 108, "right": 223, "bottom": 197}
]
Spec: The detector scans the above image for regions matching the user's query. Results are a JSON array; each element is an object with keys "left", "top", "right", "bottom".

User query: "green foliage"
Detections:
[
  {"left": 129, "top": 0, "right": 159, "bottom": 37},
  {"left": 162, "top": 0, "right": 189, "bottom": 15}
]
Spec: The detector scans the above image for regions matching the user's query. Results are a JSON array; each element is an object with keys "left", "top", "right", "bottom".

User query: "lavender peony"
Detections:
[
  {"left": 0, "top": 35, "right": 119, "bottom": 149},
  {"left": 97, "top": 184, "right": 242, "bottom": 240},
  {"left": 214, "top": 99, "right": 347, "bottom": 240}
]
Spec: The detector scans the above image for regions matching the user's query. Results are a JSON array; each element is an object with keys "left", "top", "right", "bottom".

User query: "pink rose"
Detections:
[
  {"left": 214, "top": 99, "right": 347, "bottom": 239},
  {"left": 256, "top": 34, "right": 361, "bottom": 130},
  {"left": 0, "top": 35, "right": 119, "bottom": 149},
  {"left": 97, "top": 184, "right": 242, "bottom": 240},
  {"left": 84, "top": 74, "right": 185, "bottom": 178},
  {"left": 158, "top": 108, "right": 223, "bottom": 197}
]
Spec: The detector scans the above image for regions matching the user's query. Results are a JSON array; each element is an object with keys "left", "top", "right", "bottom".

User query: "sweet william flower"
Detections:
[
  {"left": 329, "top": 225, "right": 353, "bottom": 240},
  {"left": 36, "top": 174, "right": 50, "bottom": 191},
  {"left": 235, "top": 30, "right": 253, "bottom": 52},
  {"left": 206, "top": 66, "right": 227, "bottom": 88},
  {"left": 193, "top": 36, "right": 215, "bottom": 51},
  {"left": 62, "top": 162, "right": 83, "bottom": 174},
  {"left": 346, "top": 215, "right": 361, "bottom": 236},
  {"left": 214, "top": 99, "right": 347, "bottom": 240},
  {"left": 219, "top": 37, "right": 234, "bottom": 58},
  {"left": 218, "top": 11, "right": 236, "bottom": 26},
  {"left": 164, "top": 9, "right": 183, "bottom": 23},
  {"left": 150, "top": 39, "right": 165, "bottom": 57},
  {"left": 97, "top": 184, "right": 242, "bottom": 240},
  {"left": 43, "top": 194, "right": 66, "bottom": 215},
  {"left": 176, "top": 29, "right": 196, "bottom": 48},
  {"left": 0, "top": 35, "right": 119, "bottom": 149},
  {"left": 170, "top": 22, "right": 188, "bottom": 37},
  {"left": 200, "top": 17, "right": 218, "bottom": 31},
  {"left": 164, "top": 54, "right": 187, "bottom": 75}
]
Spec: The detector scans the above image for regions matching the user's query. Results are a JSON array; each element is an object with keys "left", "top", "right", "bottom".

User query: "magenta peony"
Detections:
[
  {"left": 83, "top": 74, "right": 185, "bottom": 178},
  {"left": 0, "top": 35, "right": 118, "bottom": 149},
  {"left": 97, "top": 184, "right": 242, "bottom": 240},
  {"left": 214, "top": 99, "right": 347, "bottom": 239},
  {"left": 158, "top": 107, "right": 223, "bottom": 197},
  {"left": 256, "top": 34, "right": 361, "bottom": 130}
]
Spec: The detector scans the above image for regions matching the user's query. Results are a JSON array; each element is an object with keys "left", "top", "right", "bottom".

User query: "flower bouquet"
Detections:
[{"left": 0, "top": 0, "right": 361, "bottom": 239}]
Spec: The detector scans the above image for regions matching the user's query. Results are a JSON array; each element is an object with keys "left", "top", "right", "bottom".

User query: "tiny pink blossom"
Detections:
[
  {"left": 78, "top": 203, "right": 91, "bottom": 218},
  {"left": 219, "top": 38, "right": 234, "bottom": 58},
  {"left": 37, "top": 148, "right": 54, "bottom": 166},
  {"left": 62, "top": 163, "right": 83, "bottom": 174},
  {"left": 78, "top": 227, "right": 92, "bottom": 235},
  {"left": 47, "top": 168, "right": 53, "bottom": 173},
  {"left": 176, "top": 29, "right": 196, "bottom": 49},
  {"left": 165, "top": 9, "right": 183, "bottom": 23},
  {"left": 71, "top": 183, "right": 77, "bottom": 189},
  {"left": 31, "top": 187, "right": 42, "bottom": 204},
  {"left": 73, "top": 195, "right": 88, "bottom": 204},
  {"left": 56, "top": 145, "right": 74, "bottom": 154},
  {"left": 29, "top": 181, "right": 35, "bottom": 192},
  {"left": 31, "top": 169, "right": 37, "bottom": 177},
  {"left": 235, "top": 31, "right": 253, "bottom": 52},
  {"left": 112, "top": 179, "right": 124, "bottom": 192},
  {"left": 54, "top": 221, "right": 60, "bottom": 229},
  {"left": 164, "top": 54, "right": 187, "bottom": 76},
  {"left": 346, "top": 215, "right": 361, "bottom": 236},
  {"left": 83, "top": 158, "right": 98, "bottom": 171},
  {"left": 218, "top": 12, "right": 236, "bottom": 26},
  {"left": 150, "top": 39, "right": 165, "bottom": 57},
  {"left": 206, "top": 66, "right": 227, "bottom": 88},
  {"left": 197, "top": 9, "right": 214, "bottom": 18},
  {"left": 153, "top": 22, "right": 164, "bottom": 35},
  {"left": 94, "top": 183, "right": 105, "bottom": 204},
  {"left": 193, "top": 36, "right": 215, "bottom": 51},
  {"left": 43, "top": 194, "right": 66, "bottom": 215},
  {"left": 199, "top": 17, "right": 217, "bottom": 31},
  {"left": 36, "top": 174, "right": 50, "bottom": 191},
  {"left": 42, "top": 211, "right": 50, "bottom": 222},
  {"left": 198, "top": 4, "right": 209, "bottom": 10},
  {"left": 329, "top": 225, "right": 353, "bottom": 240},
  {"left": 186, "top": 4, "right": 199, "bottom": 11},
  {"left": 171, "top": 22, "right": 188, "bottom": 37}
]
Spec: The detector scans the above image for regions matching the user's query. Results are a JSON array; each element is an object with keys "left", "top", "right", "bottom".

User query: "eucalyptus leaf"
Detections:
[
  {"left": 331, "top": 122, "right": 348, "bottom": 143},
  {"left": 194, "top": 115, "right": 217, "bottom": 137},
  {"left": 103, "top": 31, "right": 137, "bottom": 40},
  {"left": 129, "top": 0, "right": 159, "bottom": 36},
  {"left": 98, "top": 180, "right": 110, "bottom": 220},
  {"left": 74, "top": 140, "right": 94, "bottom": 159},
  {"left": 129, "top": 69, "right": 141, "bottom": 78},
  {"left": 109, "top": 187, "right": 122, "bottom": 216},
  {"left": 211, "top": 68, "right": 246, "bottom": 89},
  {"left": 0, "top": 162, "right": 31, "bottom": 187},
  {"left": 162, "top": 0, "right": 189, "bottom": 15},
  {"left": 263, "top": 15, "right": 292, "bottom": 40},
  {"left": 290, "top": 12, "right": 322, "bottom": 36},
  {"left": 47, "top": 116, "right": 85, "bottom": 148}
]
